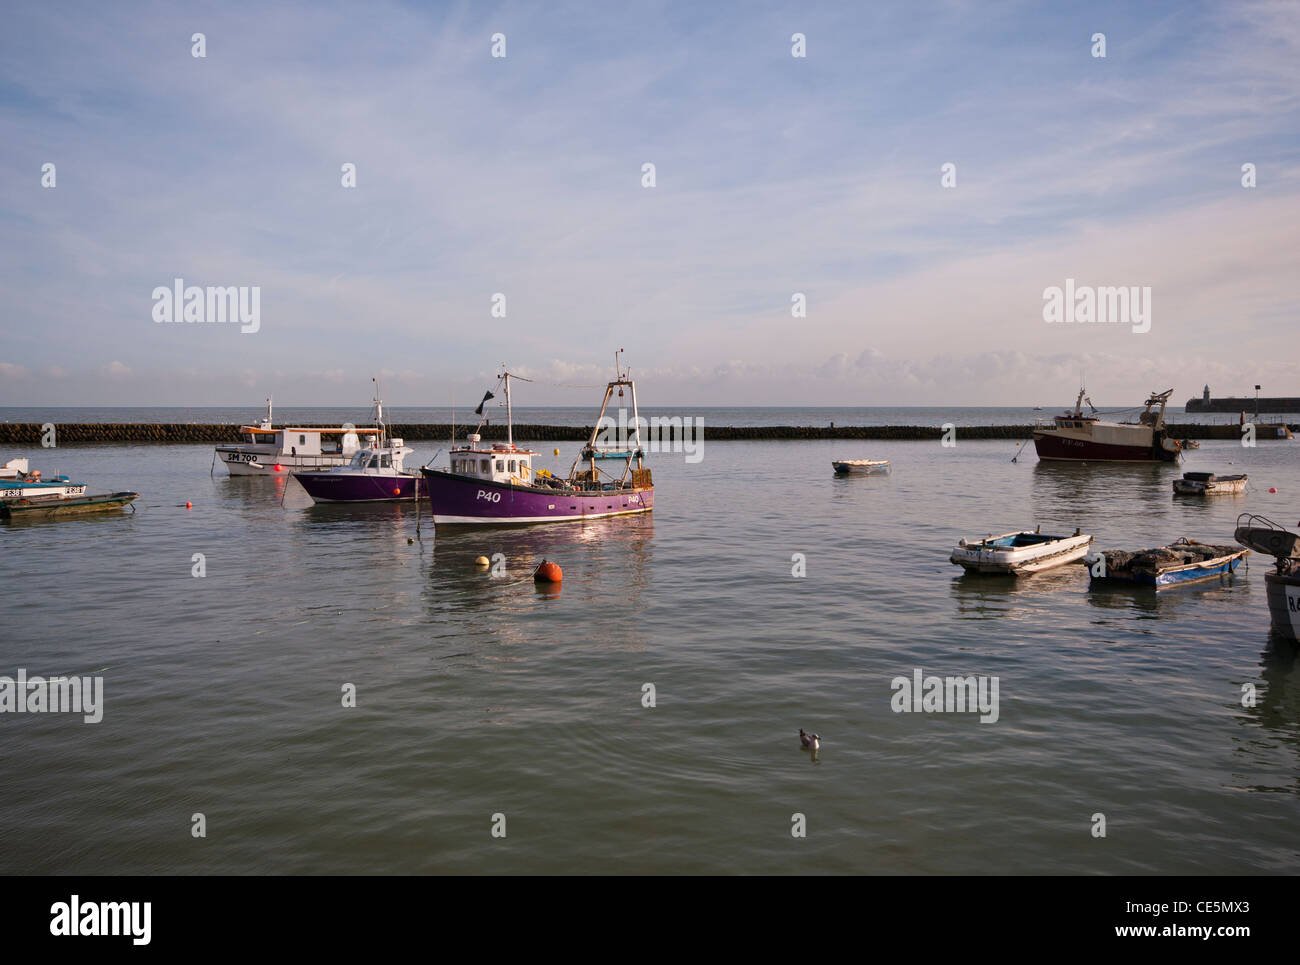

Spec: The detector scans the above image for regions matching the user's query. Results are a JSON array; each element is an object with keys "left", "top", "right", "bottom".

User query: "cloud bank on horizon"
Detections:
[{"left": 1, "top": 0, "right": 1297, "bottom": 407}]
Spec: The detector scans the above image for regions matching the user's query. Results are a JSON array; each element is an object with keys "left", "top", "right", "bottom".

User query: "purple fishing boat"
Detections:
[
  {"left": 292, "top": 383, "right": 428, "bottom": 503},
  {"left": 421, "top": 358, "right": 653, "bottom": 526}
]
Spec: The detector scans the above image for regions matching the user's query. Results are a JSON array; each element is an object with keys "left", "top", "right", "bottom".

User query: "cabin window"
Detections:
[
  {"left": 480, "top": 459, "right": 489, "bottom": 473},
  {"left": 380, "top": 454, "right": 391, "bottom": 469},
  {"left": 496, "top": 460, "right": 504, "bottom": 471},
  {"left": 509, "top": 460, "right": 517, "bottom": 472},
  {"left": 350, "top": 452, "right": 367, "bottom": 468},
  {"left": 299, "top": 434, "right": 306, "bottom": 445}
]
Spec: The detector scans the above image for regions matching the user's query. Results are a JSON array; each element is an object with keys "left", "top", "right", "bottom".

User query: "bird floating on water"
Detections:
[{"left": 799, "top": 728, "right": 820, "bottom": 751}]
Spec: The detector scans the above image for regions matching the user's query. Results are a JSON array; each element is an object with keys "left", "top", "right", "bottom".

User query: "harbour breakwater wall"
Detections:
[
  {"left": 0, "top": 422, "right": 1292, "bottom": 445},
  {"left": 1187, "top": 397, "right": 1300, "bottom": 414}
]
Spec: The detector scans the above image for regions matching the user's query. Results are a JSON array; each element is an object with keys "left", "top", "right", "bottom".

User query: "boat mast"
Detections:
[
  {"left": 504, "top": 369, "right": 513, "bottom": 448},
  {"left": 579, "top": 382, "right": 616, "bottom": 482},
  {"left": 629, "top": 371, "right": 642, "bottom": 470},
  {"left": 372, "top": 377, "right": 386, "bottom": 447}
]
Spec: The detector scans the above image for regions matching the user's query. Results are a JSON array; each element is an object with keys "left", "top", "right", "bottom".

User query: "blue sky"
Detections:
[{"left": 1, "top": 0, "right": 1297, "bottom": 405}]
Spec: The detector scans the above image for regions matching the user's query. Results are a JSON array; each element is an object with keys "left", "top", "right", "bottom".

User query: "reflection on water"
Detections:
[
  {"left": 421, "top": 515, "right": 655, "bottom": 630},
  {"left": 1030, "top": 460, "right": 1175, "bottom": 518},
  {"left": 949, "top": 565, "right": 1087, "bottom": 620},
  {"left": 1083, "top": 575, "right": 1245, "bottom": 617},
  {"left": 1231, "top": 636, "right": 1300, "bottom": 793}
]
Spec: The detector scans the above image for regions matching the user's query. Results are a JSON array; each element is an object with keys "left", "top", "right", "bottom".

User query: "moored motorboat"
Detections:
[
  {"left": 832, "top": 459, "right": 890, "bottom": 475},
  {"left": 1, "top": 457, "right": 136, "bottom": 519},
  {"left": 950, "top": 527, "right": 1092, "bottom": 574},
  {"left": 215, "top": 397, "right": 380, "bottom": 476},
  {"left": 1033, "top": 387, "right": 1182, "bottom": 463},
  {"left": 420, "top": 357, "right": 653, "bottom": 526},
  {"left": 1087, "top": 539, "right": 1247, "bottom": 588},
  {"left": 292, "top": 385, "right": 427, "bottom": 502},
  {"left": 1234, "top": 514, "right": 1300, "bottom": 642},
  {"left": 0, "top": 459, "right": 88, "bottom": 500},
  {"left": 1172, "top": 471, "right": 1247, "bottom": 496}
]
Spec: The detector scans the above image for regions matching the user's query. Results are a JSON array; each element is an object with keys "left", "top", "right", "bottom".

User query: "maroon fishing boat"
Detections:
[
  {"left": 421, "top": 361, "right": 653, "bottom": 526},
  {"left": 1033, "top": 387, "right": 1182, "bottom": 463}
]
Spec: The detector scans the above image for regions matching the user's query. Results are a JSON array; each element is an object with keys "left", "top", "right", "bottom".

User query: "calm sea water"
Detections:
[{"left": 1, "top": 430, "right": 1297, "bottom": 874}]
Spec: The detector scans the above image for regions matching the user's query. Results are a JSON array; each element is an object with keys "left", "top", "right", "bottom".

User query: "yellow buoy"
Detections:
[
  {"left": 475, "top": 556, "right": 490, "bottom": 567},
  {"left": 553, "top": 448, "right": 560, "bottom": 456}
]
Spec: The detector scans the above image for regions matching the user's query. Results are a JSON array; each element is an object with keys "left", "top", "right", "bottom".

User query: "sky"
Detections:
[{"left": 1, "top": 0, "right": 1297, "bottom": 407}]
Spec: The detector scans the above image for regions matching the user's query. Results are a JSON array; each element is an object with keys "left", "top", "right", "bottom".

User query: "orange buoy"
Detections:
[
  {"left": 533, "top": 559, "right": 562, "bottom": 583},
  {"left": 185, "top": 501, "right": 192, "bottom": 509},
  {"left": 393, "top": 487, "right": 401, "bottom": 496},
  {"left": 274, "top": 464, "right": 283, "bottom": 472},
  {"left": 1269, "top": 487, "right": 1277, "bottom": 493}
]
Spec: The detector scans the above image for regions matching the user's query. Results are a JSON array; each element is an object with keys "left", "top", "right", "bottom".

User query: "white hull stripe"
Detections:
[{"left": 433, "top": 507, "right": 652, "bottom": 525}]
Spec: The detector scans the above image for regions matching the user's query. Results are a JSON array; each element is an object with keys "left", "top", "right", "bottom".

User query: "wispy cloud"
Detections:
[{"left": 1, "top": 0, "right": 1296, "bottom": 404}]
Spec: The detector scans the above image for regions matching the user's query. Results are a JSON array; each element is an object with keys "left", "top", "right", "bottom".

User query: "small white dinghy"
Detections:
[
  {"left": 1172, "top": 471, "right": 1247, "bottom": 496},
  {"left": 832, "top": 459, "right": 890, "bottom": 475},
  {"left": 950, "top": 527, "right": 1093, "bottom": 575}
]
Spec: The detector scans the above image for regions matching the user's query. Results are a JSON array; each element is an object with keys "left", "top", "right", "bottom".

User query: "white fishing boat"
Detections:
[
  {"left": 214, "top": 398, "right": 380, "bottom": 477},
  {"left": 1172, "top": 471, "right": 1247, "bottom": 496},
  {"left": 950, "top": 527, "right": 1093, "bottom": 575},
  {"left": 832, "top": 459, "right": 890, "bottom": 475}
]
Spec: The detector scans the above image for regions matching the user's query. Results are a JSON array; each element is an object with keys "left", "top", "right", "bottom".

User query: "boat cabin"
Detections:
[
  {"left": 236, "top": 425, "right": 374, "bottom": 457},
  {"left": 1, "top": 457, "right": 30, "bottom": 479},
  {"left": 344, "top": 440, "right": 412, "bottom": 473},
  {"left": 1053, "top": 387, "right": 1100, "bottom": 427},
  {"left": 449, "top": 437, "right": 539, "bottom": 486}
]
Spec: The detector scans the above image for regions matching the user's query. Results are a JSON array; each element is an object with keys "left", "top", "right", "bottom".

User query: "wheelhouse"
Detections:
[
  {"left": 448, "top": 440, "right": 537, "bottom": 485},
  {"left": 344, "top": 438, "right": 412, "bottom": 473}
]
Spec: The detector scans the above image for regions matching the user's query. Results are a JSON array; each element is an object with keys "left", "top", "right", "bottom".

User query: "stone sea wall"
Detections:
[{"left": 0, "top": 422, "right": 1292, "bottom": 445}]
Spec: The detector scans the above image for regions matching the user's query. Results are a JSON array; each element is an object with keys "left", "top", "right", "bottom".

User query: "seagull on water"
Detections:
[{"left": 799, "top": 729, "right": 820, "bottom": 751}]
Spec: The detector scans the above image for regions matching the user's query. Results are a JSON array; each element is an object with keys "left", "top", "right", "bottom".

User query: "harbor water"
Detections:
[{"left": 1, "top": 429, "right": 1297, "bottom": 874}]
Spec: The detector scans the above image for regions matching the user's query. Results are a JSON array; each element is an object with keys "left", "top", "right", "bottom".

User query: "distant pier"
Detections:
[
  {"left": 1186, "top": 397, "right": 1300, "bottom": 414},
  {"left": 0, "top": 422, "right": 1295, "bottom": 445},
  {"left": 1186, "top": 385, "right": 1300, "bottom": 414}
]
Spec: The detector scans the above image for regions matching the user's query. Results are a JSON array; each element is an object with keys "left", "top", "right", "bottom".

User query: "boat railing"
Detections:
[{"left": 1234, "top": 513, "right": 1300, "bottom": 559}]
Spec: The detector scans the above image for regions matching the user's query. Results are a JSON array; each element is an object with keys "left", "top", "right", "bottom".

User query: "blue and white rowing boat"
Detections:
[
  {"left": 950, "top": 528, "right": 1093, "bottom": 575},
  {"left": 1087, "top": 539, "right": 1247, "bottom": 588}
]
